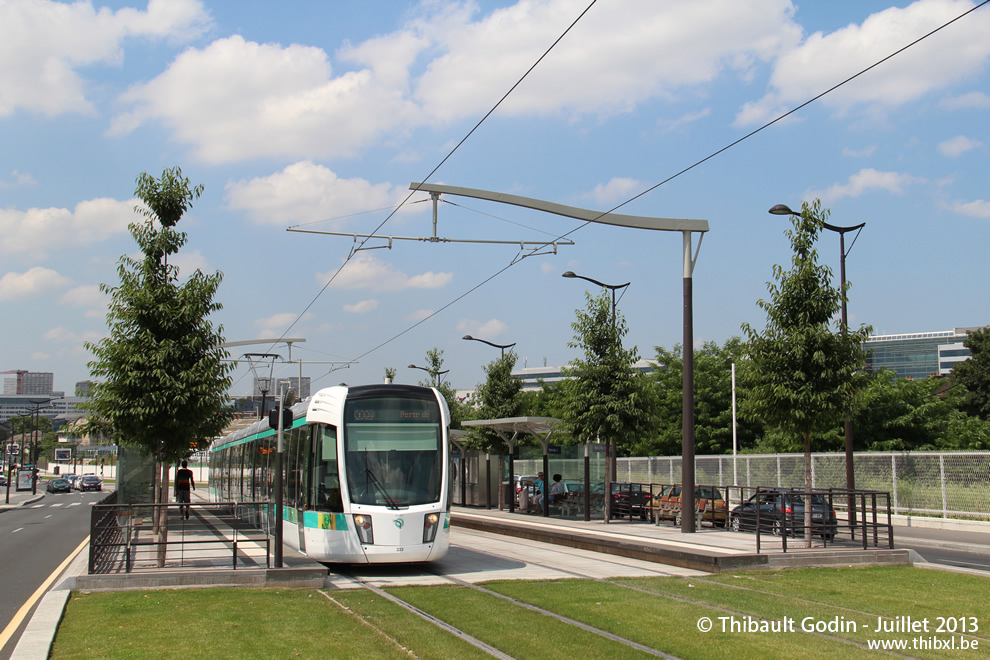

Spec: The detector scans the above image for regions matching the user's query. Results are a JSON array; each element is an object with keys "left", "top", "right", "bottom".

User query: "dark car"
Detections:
[
  {"left": 47, "top": 478, "right": 71, "bottom": 493},
  {"left": 79, "top": 475, "right": 103, "bottom": 492},
  {"left": 609, "top": 482, "right": 652, "bottom": 519},
  {"left": 729, "top": 488, "right": 838, "bottom": 539}
]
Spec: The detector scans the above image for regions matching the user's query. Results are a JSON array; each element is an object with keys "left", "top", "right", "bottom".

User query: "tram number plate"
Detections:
[{"left": 395, "top": 547, "right": 404, "bottom": 552}]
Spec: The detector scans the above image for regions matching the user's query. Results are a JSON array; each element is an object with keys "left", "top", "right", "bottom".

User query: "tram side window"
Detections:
[
  {"left": 285, "top": 428, "right": 303, "bottom": 508},
  {"left": 312, "top": 424, "right": 343, "bottom": 512}
]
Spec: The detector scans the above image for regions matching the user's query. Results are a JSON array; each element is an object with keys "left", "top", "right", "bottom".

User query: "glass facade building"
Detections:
[{"left": 864, "top": 328, "right": 982, "bottom": 379}]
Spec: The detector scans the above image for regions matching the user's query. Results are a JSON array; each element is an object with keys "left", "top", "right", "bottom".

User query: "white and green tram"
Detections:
[{"left": 209, "top": 384, "right": 452, "bottom": 563}]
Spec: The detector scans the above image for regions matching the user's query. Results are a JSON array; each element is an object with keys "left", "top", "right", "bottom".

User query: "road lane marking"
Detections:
[
  {"left": 12, "top": 527, "right": 23, "bottom": 533},
  {"left": 68, "top": 502, "right": 81, "bottom": 507},
  {"left": 0, "top": 536, "right": 89, "bottom": 652},
  {"left": 44, "top": 515, "right": 52, "bottom": 519}
]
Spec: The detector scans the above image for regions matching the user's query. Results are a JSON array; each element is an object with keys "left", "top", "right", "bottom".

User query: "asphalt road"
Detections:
[
  {"left": 0, "top": 488, "right": 106, "bottom": 660},
  {"left": 906, "top": 544, "right": 990, "bottom": 572}
]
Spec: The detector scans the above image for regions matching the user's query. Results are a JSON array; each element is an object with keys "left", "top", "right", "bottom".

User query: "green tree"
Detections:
[
  {"left": 83, "top": 167, "right": 233, "bottom": 523},
  {"left": 413, "top": 348, "right": 469, "bottom": 429},
  {"left": 741, "top": 200, "right": 871, "bottom": 545},
  {"left": 953, "top": 326, "right": 990, "bottom": 421},
  {"left": 648, "top": 338, "right": 761, "bottom": 456},
  {"left": 560, "top": 290, "right": 657, "bottom": 457},
  {"left": 470, "top": 351, "right": 524, "bottom": 450}
]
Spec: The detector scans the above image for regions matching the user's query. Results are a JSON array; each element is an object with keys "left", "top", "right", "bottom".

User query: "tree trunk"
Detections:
[
  {"left": 156, "top": 461, "right": 169, "bottom": 568},
  {"left": 803, "top": 432, "right": 812, "bottom": 549}
]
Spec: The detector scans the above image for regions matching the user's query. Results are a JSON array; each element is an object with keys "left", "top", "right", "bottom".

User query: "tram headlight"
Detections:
[
  {"left": 423, "top": 513, "right": 440, "bottom": 543},
  {"left": 353, "top": 514, "right": 374, "bottom": 545}
]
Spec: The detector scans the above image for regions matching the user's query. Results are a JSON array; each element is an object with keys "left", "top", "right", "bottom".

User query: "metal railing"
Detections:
[{"left": 89, "top": 501, "right": 272, "bottom": 574}]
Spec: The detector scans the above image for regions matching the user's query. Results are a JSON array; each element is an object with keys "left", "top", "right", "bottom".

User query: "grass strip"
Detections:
[
  {"left": 483, "top": 577, "right": 884, "bottom": 660},
  {"left": 387, "top": 583, "right": 658, "bottom": 659},
  {"left": 329, "top": 588, "right": 493, "bottom": 659},
  {"left": 52, "top": 588, "right": 415, "bottom": 659}
]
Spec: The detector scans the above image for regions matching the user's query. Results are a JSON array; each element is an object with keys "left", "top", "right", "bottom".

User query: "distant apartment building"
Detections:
[{"left": 2, "top": 370, "right": 54, "bottom": 395}]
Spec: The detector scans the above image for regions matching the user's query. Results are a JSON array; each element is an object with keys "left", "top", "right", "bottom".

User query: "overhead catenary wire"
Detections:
[
  {"left": 264, "top": 0, "right": 600, "bottom": 362},
  {"left": 300, "top": 1, "right": 990, "bottom": 385}
]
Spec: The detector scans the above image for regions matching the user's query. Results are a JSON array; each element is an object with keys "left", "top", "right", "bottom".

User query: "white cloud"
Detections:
[
  {"left": 110, "top": 35, "right": 421, "bottom": 163},
  {"left": 109, "top": 1, "right": 800, "bottom": 163},
  {"left": 416, "top": 0, "right": 798, "bottom": 121},
  {"left": 43, "top": 325, "right": 102, "bottom": 347},
  {"left": 252, "top": 312, "right": 299, "bottom": 333},
  {"left": 404, "top": 309, "right": 434, "bottom": 322},
  {"left": 657, "top": 108, "right": 711, "bottom": 133},
  {"left": 737, "top": 0, "right": 990, "bottom": 125},
  {"left": 458, "top": 318, "right": 509, "bottom": 341},
  {"left": 940, "top": 90, "right": 990, "bottom": 109},
  {"left": 842, "top": 146, "right": 876, "bottom": 158},
  {"left": 938, "top": 135, "right": 982, "bottom": 157},
  {"left": 952, "top": 199, "right": 990, "bottom": 218},
  {"left": 343, "top": 299, "right": 379, "bottom": 314},
  {"left": 585, "top": 178, "right": 647, "bottom": 206},
  {"left": 225, "top": 161, "right": 403, "bottom": 226},
  {"left": 58, "top": 284, "right": 107, "bottom": 319},
  {"left": 0, "top": 198, "right": 136, "bottom": 260},
  {"left": 805, "top": 168, "right": 925, "bottom": 204},
  {"left": 321, "top": 252, "right": 452, "bottom": 291},
  {"left": 170, "top": 250, "right": 210, "bottom": 278},
  {"left": 0, "top": 170, "right": 37, "bottom": 189},
  {"left": 0, "top": 0, "right": 210, "bottom": 117},
  {"left": 0, "top": 267, "right": 72, "bottom": 301}
]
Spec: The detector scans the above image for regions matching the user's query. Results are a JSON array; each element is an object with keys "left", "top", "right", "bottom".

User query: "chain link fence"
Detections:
[{"left": 612, "top": 451, "right": 990, "bottom": 520}]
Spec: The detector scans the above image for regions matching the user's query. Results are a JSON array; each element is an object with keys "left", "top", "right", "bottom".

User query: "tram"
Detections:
[{"left": 209, "top": 383, "right": 452, "bottom": 563}]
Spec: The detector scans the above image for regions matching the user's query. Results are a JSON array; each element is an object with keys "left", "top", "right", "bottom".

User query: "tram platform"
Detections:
[{"left": 450, "top": 506, "right": 916, "bottom": 573}]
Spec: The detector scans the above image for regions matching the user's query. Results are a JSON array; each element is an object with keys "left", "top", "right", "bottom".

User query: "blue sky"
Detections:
[{"left": 1, "top": 0, "right": 988, "bottom": 398}]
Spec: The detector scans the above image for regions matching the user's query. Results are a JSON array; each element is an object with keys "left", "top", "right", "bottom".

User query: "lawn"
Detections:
[{"left": 51, "top": 566, "right": 989, "bottom": 659}]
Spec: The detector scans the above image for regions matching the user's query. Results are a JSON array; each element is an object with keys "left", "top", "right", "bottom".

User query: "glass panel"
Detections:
[{"left": 344, "top": 393, "right": 442, "bottom": 507}]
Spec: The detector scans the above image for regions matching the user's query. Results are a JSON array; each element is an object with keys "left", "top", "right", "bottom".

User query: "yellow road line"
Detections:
[{"left": 0, "top": 536, "right": 88, "bottom": 651}]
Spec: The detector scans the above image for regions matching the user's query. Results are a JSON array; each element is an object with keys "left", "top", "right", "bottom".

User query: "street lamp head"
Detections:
[
  {"left": 768, "top": 204, "right": 799, "bottom": 216},
  {"left": 561, "top": 271, "right": 577, "bottom": 278},
  {"left": 462, "top": 335, "right": 474, "bottom": 341},
  {"left": 407, "top": 364, "right": 419, "bottom": 369}
]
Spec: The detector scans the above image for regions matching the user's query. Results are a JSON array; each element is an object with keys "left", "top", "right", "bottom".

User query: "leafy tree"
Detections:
[
  {"left": 83, "top": 167, "right": 234, "bottom": 524},
  {"left": 647, "top": 338, "right": 761, "bottom": 456},
  {"left": 413, "top": 348, "right": 469, "bottom": 429},
  {"left": 741, "top": 200, "right": 871, "bottom": 545},
  {"left": 953, "top": 326, "right": 990, "bottom": 421},
  {"left": 470, "top": 351, "right": 524, "bottom": 450},
  {"left": 560, "top": 290, "right": 657, "bottom": 457}
]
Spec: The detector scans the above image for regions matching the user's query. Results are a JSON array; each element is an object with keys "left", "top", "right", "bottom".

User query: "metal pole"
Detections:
[
  {"left": 732, "top": 362, "right": 738, "bottom": 486},
  {"left": 681, "top": 231, "right": 696, "bottom": 533},
  {"left": 274, "top": 384, "right": 285, "bottom": 568},
  {"left": 583, "top": 441, "right": 591, "bottom": 521},
  {"left": 838, "top": 230, "right": 857, "bottom": 529}
]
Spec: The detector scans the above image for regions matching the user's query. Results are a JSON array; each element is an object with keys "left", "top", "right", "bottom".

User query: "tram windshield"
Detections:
[{"left": 344, "top": 393, "right": 443, "bottom": 507}]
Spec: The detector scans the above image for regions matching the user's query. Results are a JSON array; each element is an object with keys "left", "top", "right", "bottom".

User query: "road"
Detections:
[
  {"left": 906, "top": 544, "right": 990, "bottom": 573},
  {"left": 0, "top": 488, "right": 105, "bottom": 660}
]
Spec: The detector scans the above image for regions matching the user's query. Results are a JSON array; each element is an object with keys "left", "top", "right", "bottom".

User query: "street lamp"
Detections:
[
  {"left": 408, "top": 364, "right": 449, "bottom": 388},
  {"left": 769, "top": 203, "right": 865, "bottom": 520},
  {"left": 561, "top": 271, "right": 630, "bottom": 325},
  {"left": 561, "top": 271, "right": 631, "bottom": 523},
  {"left": 462, "top": 335, "right": 516, "bottom": 356}
]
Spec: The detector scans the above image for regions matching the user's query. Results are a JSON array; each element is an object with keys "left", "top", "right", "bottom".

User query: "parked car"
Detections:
[
  {"left": 47, "top": 478, "right": 71, "bottom": 493},
  {"left": 609, "top": 482, "right": 652, "bottom": 519},
  {"left": 63, "top": 474, "right": 78, "bottom": 489},
  {"left": 79, "top": 475, "right": 103, "bottom": 492},
  {"left": 728, "top": 488, "right": 838, "bottom": 539},
  {"left": 650, "top": 485, "right": 727, "bottom": 527},
  {"left": 0, "top": 473, "right": 6, "bottom": 487}
]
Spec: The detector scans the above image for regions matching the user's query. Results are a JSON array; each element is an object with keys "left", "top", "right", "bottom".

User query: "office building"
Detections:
[{"left": 864, "top": 327, "right": 984, "bottom": 380}]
